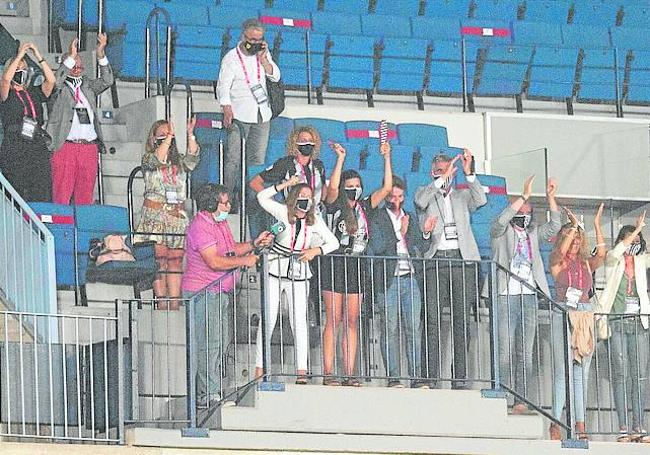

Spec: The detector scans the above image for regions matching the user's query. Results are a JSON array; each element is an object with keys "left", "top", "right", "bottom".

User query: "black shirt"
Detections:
[
  {"left": 259, "top": 155, "right": 327, "bottom": 204},
  {"left": 0, "top": 86, "right": 47, "bottom": 133},
  {"left": 324, "top": 197, "right": 372, "bottom": 254}
]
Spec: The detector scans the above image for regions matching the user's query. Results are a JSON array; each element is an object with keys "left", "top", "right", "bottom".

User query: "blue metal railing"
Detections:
[{"left": 0, "top": 171, "right": 57, "bottom": 316}]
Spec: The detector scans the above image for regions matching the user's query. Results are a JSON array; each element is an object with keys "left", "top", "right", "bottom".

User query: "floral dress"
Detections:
[{"left": 133, "top": 150, "right": 198, "bottom": 249}]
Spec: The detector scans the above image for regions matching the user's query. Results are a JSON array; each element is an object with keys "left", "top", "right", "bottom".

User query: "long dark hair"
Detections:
[
  {"left": 337, "top": 169, "right": 363, "bottom": 235},
  {"left": 615, "top": 225, "right": 646, "bottom": 252}
]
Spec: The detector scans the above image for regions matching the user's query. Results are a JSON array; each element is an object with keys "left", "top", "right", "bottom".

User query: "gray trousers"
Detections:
[
  {"left": 610, "top": 318, "right": 649, "bottom": 431},
  {"left": 224, "top": 118, "right": 271, "bottom": 198}
]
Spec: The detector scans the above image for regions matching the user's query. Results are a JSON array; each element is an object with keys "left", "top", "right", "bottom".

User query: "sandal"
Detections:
[
  {"left": 322, "top": 376, "right": 341, "bottom": 386},
  {"left": 632, "top": 430, "right": 650, "bottom": 443},
  {"left": 295, "top": 375, "right": 309, "bottom": 385},
  {"left": 342, "top": 377, "right": 361, "bottom": 387},
  {"left": 617, "top": 430, "right": 631, "bottom": 443}
]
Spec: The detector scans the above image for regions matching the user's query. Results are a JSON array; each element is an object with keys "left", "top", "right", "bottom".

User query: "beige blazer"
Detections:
[{"left": 595, "top": 242, "right": 650, "bottom": 338}]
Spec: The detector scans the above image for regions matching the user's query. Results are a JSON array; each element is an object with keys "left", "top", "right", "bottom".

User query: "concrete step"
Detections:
[
  {"left": 218, "top": 384, "right": 544, "bottom": 440},
  {"left": 102, "top": 158, "right": 141, "bottom": 178},
  {"left": 1, "top": 16, "right": 35, "bottom": 35},
  {"left": 103, "top": 174, "right": 143, "bottom": 197},
  {"left": 103, "top": 141, "right": 143, "bottom": 162},
  {"left": 101, "top": 124, "right": 129, "bottom": 143}
]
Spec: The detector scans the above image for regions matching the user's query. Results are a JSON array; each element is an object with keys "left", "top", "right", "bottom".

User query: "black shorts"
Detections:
[{"left": 319, "top": 254, "right": 364, "bottom": 294}]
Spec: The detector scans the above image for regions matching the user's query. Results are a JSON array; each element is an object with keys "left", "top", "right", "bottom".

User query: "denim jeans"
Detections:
[
  {"left": 551, "top": 303, "right": 593, "bottom": 422},
  {"left": 497, "top": 294, "right": 538, "bottom": 404},
  {"left": 377, "top": 274, "right": 422, "bottom": 379},
  {"left": 185, "top": 290, "right": 232, "bottom": 404},
  {"left": 609, "top": 317, "right": 650, "bottom": 430},
  {"left": 225, "top": 119, "right": 271, "bottom": 200}
]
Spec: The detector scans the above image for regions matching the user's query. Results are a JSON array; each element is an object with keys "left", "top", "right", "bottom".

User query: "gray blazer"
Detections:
[
  {"left": 487, "top": 205, "right": 561, "bottom": 296},
  {"left": 46, "top": 61, "right": 114, "bottom": 151},
  {"left": 414, "top": 176, "right": 487, "bottom": 261}
]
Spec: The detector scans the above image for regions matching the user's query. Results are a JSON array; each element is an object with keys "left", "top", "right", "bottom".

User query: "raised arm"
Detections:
[
  {"left": 182, "top": 116, "right": 200, "bottom": 172},
  {"left": 538, "top": 178, "right": 562, "bottom": 241},
  {"left": 549, "top": 208, "right": 579, "bottom": 277},
  {"left": 369, "top": 142, "right": 393, "bottom": 208},
  {"left": 491, "top": 175, "right": 534, "bottom": 238},
  {"left": 324, "top": 141, "right": 346, "bottom": 203},
  {"left": 259, "top": 42, "right": 280, "bottom": 81},
  {"left": 461, "top": 149, "right": 487, "bottom": 212},
  {"left": 588, "top": 203, "right": 607, "bottom": 270},
  {"left": 257, "top": 175, "right": 300, "bottom": 221},
  {"left": 0, "top": 43, "right": 30, "bottom": 101}
]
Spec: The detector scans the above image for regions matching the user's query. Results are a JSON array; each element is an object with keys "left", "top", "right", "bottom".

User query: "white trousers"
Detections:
[{"left": 255, "top": 276, "right": 309, "bottom": 371}]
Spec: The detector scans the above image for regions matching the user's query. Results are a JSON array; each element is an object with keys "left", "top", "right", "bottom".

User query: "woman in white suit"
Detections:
[{"left": 596, "top": 211, "right": 650, "bottom": 443}]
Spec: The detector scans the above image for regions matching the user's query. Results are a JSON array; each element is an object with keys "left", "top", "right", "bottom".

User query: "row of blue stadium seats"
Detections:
[{"left": 53, "top": 0, "right": 650, "bottom": 29}]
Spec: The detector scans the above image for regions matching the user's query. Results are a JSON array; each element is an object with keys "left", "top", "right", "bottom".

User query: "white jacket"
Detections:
[
  {"left": 595, "top": 242, "right": 650, "bottom": 336},
  {"left": 257, "top": 186, "right": 339, "bottom": 280}
]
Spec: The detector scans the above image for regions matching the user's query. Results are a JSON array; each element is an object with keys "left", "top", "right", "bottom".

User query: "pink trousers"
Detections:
[{"left": 51, "top": 141, "right": 99, "bottom": 205}]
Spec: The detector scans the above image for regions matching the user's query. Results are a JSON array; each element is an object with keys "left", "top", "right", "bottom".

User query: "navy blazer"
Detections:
[{"left": 367, "top": 207, "right": 432, "bottom": 296}]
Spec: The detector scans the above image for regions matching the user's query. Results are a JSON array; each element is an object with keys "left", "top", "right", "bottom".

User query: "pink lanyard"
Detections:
[
  {"left": 567, "top": 260, "right": 584, "bottom": 289},
  {"left": 236, "top": 48, "right": 261, "bottom": 85},
  {"left": 298, "top": 161, "right": 315, "bottom": 190},
  {"left": 14, "top": 89, "right": 36, "bottom": 119},
  {"left": 161, "top": 165, "right": 178, "bottom": 186},
  {"left": 356, "top": 202, "right": 370, "bottom": 239},
  {"left": 290, "top": 221, "right": 308, "bottom": 252}
]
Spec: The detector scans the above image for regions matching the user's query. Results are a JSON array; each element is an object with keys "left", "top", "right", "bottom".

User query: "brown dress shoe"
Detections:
[{"left": 549, "top": 423, "right": 562, "bottom": 440}]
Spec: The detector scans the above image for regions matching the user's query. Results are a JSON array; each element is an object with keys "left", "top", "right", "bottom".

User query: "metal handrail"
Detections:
[
  {"left": 144, "top": 7, "right": 174, "bottom": 118},
  {"left": 127, "top": 165, "right": 143, "bottom": 245}
]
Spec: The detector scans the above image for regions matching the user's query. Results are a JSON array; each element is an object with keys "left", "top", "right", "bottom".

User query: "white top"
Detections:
[
  {"left": 503, "top": 227, "right": 536, "bottom": 296},
  {"left": 257, "top": 185, "right": 339, "bottom": 280},
  {"left": 216, "top": 46, "right": 281, "bottom": 124},
  {"left": 386, "top": 207, "right": 413, "bottom": 276},
  {"left": 433, "top": 174, "right": 476, "bottom": 251},
  {"left": 63, "top": 55, "right": 109, "bottom": 142}
]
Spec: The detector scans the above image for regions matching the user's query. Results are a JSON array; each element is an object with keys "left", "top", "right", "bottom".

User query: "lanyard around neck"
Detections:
[{"left": 236, "top": 47, "right": 261, "bottom": 86}]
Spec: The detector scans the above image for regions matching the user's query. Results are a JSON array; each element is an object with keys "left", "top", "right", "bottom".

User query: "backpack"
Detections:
[{"left": 89, "top": 234, "right": 136, "bottom": 266}]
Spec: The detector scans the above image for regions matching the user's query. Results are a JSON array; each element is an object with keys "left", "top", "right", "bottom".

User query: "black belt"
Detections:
[
  {"left": 65, "top": 139, "right": 98, "bottom": 144},
  {"left": 434, "top": 249, "right": 461, "bottom": 258}
]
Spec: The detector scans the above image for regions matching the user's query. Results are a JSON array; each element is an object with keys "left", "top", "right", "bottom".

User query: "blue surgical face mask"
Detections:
[{"left": 213, "top": 210, "right": 229, "bottom": 223}]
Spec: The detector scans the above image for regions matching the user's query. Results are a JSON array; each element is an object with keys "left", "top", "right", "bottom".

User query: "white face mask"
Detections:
[{"left": 212, "top": 210, "right": 229, "bottom": 223}]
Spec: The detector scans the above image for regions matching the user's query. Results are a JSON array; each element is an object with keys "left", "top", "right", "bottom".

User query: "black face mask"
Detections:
[
  {"left": 627, "top": 243, "right": 643, "bottom": 256},
  {"left": 12, "top": 70, "right": 27, "bottom": 86},
  {"left": 297, "top": 143, "right": 315, "bottom": 157},
  {"left": 385, "top": 201, "right": 399, "bottom": 212},
  {"left": 512, "top": 214, "right": 532, "bottom": 229},
  {"left": 154, "top": 136, "right": 175, "bottom": 148},
  {"left": 345, "top": 187, "right": 362, "bottom": 202},
  {"left": 66, "top": 75, "right": 82, "bottom": 86},
  {"left": 243, "top": 41, "right": 263, "bottom": 55},
  {"left": 296, "top": 198, "right": 312, "bottom": 212}
]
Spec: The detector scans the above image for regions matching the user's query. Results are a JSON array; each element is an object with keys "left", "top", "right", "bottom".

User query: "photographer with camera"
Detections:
[
  {"left": 0, "top": 42, "right": 55, "bottom": 201},
  {"left": 254, "top": 175, "right": 339, "bottom": 384}
]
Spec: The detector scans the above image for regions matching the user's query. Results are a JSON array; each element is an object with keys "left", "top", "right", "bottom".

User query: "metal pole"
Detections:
[
  {"left": 47, "top": 0, "right": 54, "bottom": 53},
  {"left": 543, "top": 147, "right": 549, "bottom": 186},
  {"left": 614, "top": 47, "right": 623, "bottom": 118},
  {"left": 489, "top": 261, "right": 501, "bottom": 390},
  {"left": 260, "top": 254, "right": 271, "bottom": 379},
  {"left": 76, "top": 0, "right": 83, "bottom": 47},
  {"left": 96, "top": 149, "right": 104, "bottom": 204},
  {"left": 185, "top": 294, "right": 198, "bottom": 429},
  {"left": 145, "top": 28, "right": 151, "bottom": 98},
  {"left": 127, "top": 166, "right": 142, "bottom": 245},
  {"left": 461, "top": 38, "right": 468, "bottom": 113},
  {"left": 305, "top": 29, "right": 312, "bottom": 104},
  {"left": 117, "top": 308, "right": 125, "bottom": 443},
  {"left": 95, "top": 0, "right": 104, "bottom": 109},
  {"left": 236, "top": 121, "right": 247, "bottom": 242},
  {"left": 165, "top": 25, "right": 172, "bottom": 121}
]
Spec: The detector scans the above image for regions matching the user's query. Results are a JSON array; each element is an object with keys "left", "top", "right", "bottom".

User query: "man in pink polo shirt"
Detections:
[{"left": 182, "top": 183, "right": 272, "bottom": 406}]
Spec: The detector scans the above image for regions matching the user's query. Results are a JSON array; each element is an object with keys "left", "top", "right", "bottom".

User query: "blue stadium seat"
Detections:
[
  {"left": 175, "top": 60, "right": 219, "bottom": 84},
  {"left": 619, "top": 4, "right": 650, "bottom": 28},
  {"left": 193, "top": 112, "right": 226, "bottom": 148},
  {"left": 259, "top": 8, "right": 312, "bottom": 31},
  {"left": 176, "top": 25, "right": 227, "bottom": 48},
  {"left": 218, "top": 0, "right": 266, "bottom": 7},
  {"left": 561, "top": 24, "right": 611, "bottom": 48},
  {"left": 577, "top": 68, "right": 618, "bottom": 102},
  {"left": 427, "top": 40, "right": 479, "bottom": 95},
  {"left": 265, "top": 139, "right": 288, "bottom": 164},
  {"left": 105, "top": 0, "right": 152, "bottom": 31},
  {"left": 208, "top": 6, "right": 258, "bottom": 28},
  {"left": 470, "top": 0, "right": 522, "bottom": 20},
  {"left": 570, "top": 1, "right": 621, "bottom": 27},
  {"left": 269, "top": 116, "right": 295, "bottom": 143},
  {"left": 294, "top": 118, "right": 347, "bottom": 143},
  {"left": 460, "top": 19, "right": 513, "bottom": 44},
  {"left": 411, "top": 16, "right": 461, "bottom": 41},
  {"left": 423, "top": 0, "right": 471, "bottom": 18},
  {"left": 374, "top": 0, "right": 421, "bottom": 16},
  {"left": 277, "top": 31, "right": 327, "bottom": 88},
  {"left": 156, "top": 2, "right": 210, "bottom": 26},
  {"left": 611, "top": 27, "right": 650, "bottom": 52},
  {"left": 312, "top": 11, "right": 362, "bottom": 35},
  {"left": 344, "top": 120, "right": 397, "bottom": 144},
  {"left": 361, "top": 14, "right": 411, "bottom": 38},
  {"left": 28, "top": 203, "right": 76, "bottom": 287},
  {"left": 360, "top": 170, "right": 388, "bottom": 196},
  {"left": 402, "top": 171, "right": 433, "bottom": 212},
  {"left": 626, "top": 69, "right": 650, "bottom": 104},
  {"left": 192, "top": 144, "right": 221, "bottom": 186},
  {"left": 321, "top": 0, "right": 370, "bottom": 14},
  {"left": 522, "top": 0, "right": 571, "bottom": 23},
  {"left": 378, "top": 38, "right": 429, "bottom": 93},
  {"left": 365, "top": 144, "right": 417, "bottom": 176},
  {"left": 397, "top": 123, "right": 449, "bottom": 148},
  {"left": 512, "top": 21, "right": 562, "bottom": 45},
  {"left": 527, "top": 46, "right": 579, "bottom": 100},
  {"left": 327, "top": 35, "right": 377, "bottom": 91},
  {"left": 270, "top": 0, "right": 319, "bottom": 10},
  {"left": 475, "top": 45, "right": 532, "bottom": 96},
  {"left": 338, "top": 142, "right": 366, "bottom": 170}
]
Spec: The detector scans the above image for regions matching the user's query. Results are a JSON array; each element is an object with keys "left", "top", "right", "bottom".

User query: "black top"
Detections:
[
  {"left": 259, "top": 156, "right": 327, "bottom": 203},
  {"left": 0, "top": 87, "right": 47, "bottom": 133},
  {"left": 324, "top": 196, "right": 373, "bottom": 254}
]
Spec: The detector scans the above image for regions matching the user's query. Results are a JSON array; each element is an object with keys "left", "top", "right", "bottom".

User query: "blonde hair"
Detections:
[
  {"left": 550, "top": 222, "right": 591, "bottom": 267},
  {"left": 286, "top": 126, "right": 322, "bottom": 159}
]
